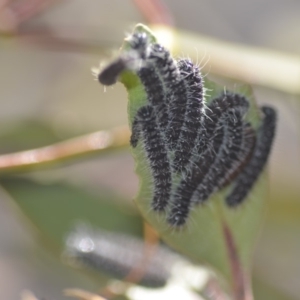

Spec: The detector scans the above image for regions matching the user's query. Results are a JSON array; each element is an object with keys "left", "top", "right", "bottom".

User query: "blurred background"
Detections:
[{"left": 0, "top": 0, "right": 299, "bottom": 299}]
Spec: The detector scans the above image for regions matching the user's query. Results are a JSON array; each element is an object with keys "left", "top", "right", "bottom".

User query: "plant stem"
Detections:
[
  {"left": 222, "top": 222, "right": 253, "bottom": 300},
  {"left": 0, "top": 126, "right": 130, "bottom": 173}
]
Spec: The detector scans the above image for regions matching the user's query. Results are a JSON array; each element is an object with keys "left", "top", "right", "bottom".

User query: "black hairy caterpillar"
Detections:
[
  {"left": 226, "top": 106, "right": 276, "bottom": 206},
  {"left": 98, "top": 58, "right": 128, "bottom": 86},
  {"left": 131, "top": 105, "right": 172, "bottom": 212},
  {"left": 173, "top": 59, "right": 204, "bottom": 173},
  {"left": 138, "top": 66, "right": 169, "bottom": 133},
  {"left": 148, "top": 44, "right": 188, "bottom": 150}
]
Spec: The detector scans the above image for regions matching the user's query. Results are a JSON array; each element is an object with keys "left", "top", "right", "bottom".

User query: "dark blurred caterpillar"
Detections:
[{"left": 64, "top": 224, "right": 199, "bottom": 288}]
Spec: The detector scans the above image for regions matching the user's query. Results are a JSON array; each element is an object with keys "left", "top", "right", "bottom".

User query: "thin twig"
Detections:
[{"left": 0, "top": 126, "right": 130, "bottom": 173}]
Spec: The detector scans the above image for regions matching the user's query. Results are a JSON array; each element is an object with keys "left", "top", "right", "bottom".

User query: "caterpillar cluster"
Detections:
[{"left": 98, "top": 32, "right": 276, "bottom": 228}]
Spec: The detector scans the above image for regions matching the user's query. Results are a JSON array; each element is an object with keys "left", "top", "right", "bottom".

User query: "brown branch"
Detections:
[{"left": 0, "top": 126, "right": 130, "bottom": 173}]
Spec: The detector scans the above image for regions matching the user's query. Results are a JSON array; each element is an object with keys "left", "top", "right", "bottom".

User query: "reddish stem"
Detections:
[{"left": 222, "top": 222, "right": 253, "bottom": 300}]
